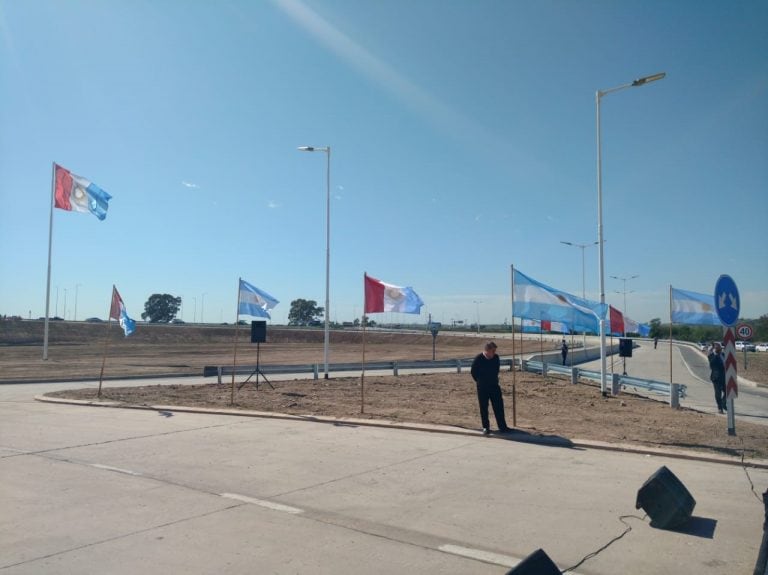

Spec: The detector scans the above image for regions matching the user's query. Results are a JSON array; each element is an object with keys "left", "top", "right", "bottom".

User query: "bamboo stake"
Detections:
[{"left": 231, "top": 278, "right": 241, "bottom": 406}]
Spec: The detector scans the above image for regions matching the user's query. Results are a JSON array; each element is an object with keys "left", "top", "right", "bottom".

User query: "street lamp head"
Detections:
[
  {"left": 298, "top": 145, "right": 330, "bottom": 153},
  {"left": 632, "top": 72, "right": 666, "bottom": 87}
]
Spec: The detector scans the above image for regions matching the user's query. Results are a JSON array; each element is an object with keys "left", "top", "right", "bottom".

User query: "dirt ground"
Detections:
[{"left": 5, "top": 320, "right": 768, "bottom": 461}]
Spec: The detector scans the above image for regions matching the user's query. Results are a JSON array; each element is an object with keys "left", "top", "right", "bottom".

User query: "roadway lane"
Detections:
[{"left": 578, "top": 339, "right": 768, "bottom": 427}]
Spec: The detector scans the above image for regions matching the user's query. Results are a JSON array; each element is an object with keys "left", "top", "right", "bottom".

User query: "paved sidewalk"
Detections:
[{"left": 2, "top": 378, "right": 768, "bottom": 574}]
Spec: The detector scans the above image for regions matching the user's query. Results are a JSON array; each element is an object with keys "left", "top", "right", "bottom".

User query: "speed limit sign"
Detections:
[{"left": 736, "top": 323, "right": 753, "bottom": 339}]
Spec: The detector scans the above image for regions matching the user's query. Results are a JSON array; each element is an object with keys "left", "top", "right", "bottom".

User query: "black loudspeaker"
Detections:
[
  {"left": 505, "top": 549, "right": 560, "bottom": 575},
  {"left": 250, "top": 320, "right": 266, "bottom": 343},
  {"left": 635, "top": 465, "right": 696, "bottom": 529},
  {"left": 619, "top": 338, "right": 633, "bottom": 357}
]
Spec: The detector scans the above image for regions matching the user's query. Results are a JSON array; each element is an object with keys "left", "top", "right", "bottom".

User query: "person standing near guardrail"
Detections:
[
  {"left": 708, "top": 342, "right": 727, "bottom": 414},
  {"left": 470, "top": 341, "right": 512, "bottom": 436},
  {"left": 561, "top": 339, "right": 568, "bottom": 365}
]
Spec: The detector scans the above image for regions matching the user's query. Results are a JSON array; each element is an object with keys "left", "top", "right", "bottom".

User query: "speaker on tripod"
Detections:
[
  {"left": 251, "top": 320, "right": 266, "bottom": 343},
  {"left": 619, "top": 338, "right": 633, "bottom": 357},
  {"left": 239, "top": 321, "right": 273, "bottom": 390}
]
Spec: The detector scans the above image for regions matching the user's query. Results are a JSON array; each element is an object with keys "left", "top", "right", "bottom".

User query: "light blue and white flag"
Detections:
[
  {"left": 671, "top": 287, "right": 720, "bottom": 326},
  {"left": 513, "top": 269, "right": 606, "bottom": 334},
  {"left": 109, "top": 286, "right": 136, "bottom": 337},
  {"left": 238, "top": 279, "right": 279, "bottom": 319}
]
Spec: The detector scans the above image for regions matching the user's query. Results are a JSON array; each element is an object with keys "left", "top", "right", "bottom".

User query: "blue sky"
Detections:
[{"left": 1, "top": 0, "right": 766, "bottom": 327}]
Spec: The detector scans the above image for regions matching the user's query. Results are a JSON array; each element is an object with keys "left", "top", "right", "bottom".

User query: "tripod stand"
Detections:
[{"left": 238, "top": 342, "right": 274, "bottom": 390}]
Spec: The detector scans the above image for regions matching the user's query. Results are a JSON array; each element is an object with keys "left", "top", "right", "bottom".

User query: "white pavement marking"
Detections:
[
  {"left": 438, "top": 544, "right": 519, "bottom": 568},
  {"left": 439, "top": 543, "right": 584, "bottom": 574},
  {"left": 220, "top": 492, "right": 304, "bottom": 514},
  {"left": 90, "top": 463, "right": 142, "bottom": 476}
]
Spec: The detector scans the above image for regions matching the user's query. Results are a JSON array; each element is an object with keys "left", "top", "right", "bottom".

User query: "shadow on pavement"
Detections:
[{"left": 662, "top": 516, "right": 717, "bottom": 539}]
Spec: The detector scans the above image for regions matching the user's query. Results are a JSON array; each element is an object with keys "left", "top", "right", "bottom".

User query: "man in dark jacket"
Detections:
[
  {"left": 708, "top": 342, "right": 727, "bottom": 414},
  {"left": 470, "top": 341, "right": 511, "bottom": 435}
]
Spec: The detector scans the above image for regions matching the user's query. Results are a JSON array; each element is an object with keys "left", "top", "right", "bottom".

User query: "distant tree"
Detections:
[
  {"left": 141, "top": 294, "right": 181, "bottom": 323},
  {"left": 754, "top": 314, "right": 768, "bottom": 341},
  {"left": 352, "top": 316, "right": 376, "bottom": 327},
  {"left": 648, "top": 318, "right": 662, "bottom": 339},
  {"left": 287, "top": 299, "right": 324, "bottom": 326}
]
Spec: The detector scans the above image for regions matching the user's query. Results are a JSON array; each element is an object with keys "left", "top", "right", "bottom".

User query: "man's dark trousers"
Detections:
[{"left": 476, "top": 382, "right": 507, "bottom": 430}]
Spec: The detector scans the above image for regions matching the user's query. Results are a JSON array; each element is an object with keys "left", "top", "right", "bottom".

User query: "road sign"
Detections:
[
  {"left": 714, "top": 275, "right": 740, "bottom": 327},
  {"left": 736, "top": 323, "right": 753, "bottom": 340}
]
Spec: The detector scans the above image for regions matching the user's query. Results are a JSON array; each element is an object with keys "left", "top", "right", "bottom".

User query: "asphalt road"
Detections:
[
  {"left": 1, "top": 345, "right": 767, "bottom": 574},
  {"left": 576, "top": 339, "right": 768, "bottom": 428}
]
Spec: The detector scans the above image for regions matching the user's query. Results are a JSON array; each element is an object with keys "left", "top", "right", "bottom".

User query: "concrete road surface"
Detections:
[
  {"left": 2, "top": 376, "right": 768, "bottom": 574},
  {"left": 577, "top": 339, "right": 768, "bottom": 428}
]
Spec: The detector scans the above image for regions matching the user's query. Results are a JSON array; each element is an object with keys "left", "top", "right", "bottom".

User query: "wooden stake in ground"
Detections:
[
  {"left": 361, "top": 313, "right": 366, "bottom": 414},
  {"left": 510, "top": 264, "right": 517, "bottom": 427},
  {"left": 231, "top": 278, "right": 241, "bottom": 406},
  {"left": 98, "top": 286, "right": 135, "bottom": 398}
]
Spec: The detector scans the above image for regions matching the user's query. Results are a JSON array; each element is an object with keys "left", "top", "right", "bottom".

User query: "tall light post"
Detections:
[
  {"left": 597, "top": 72, "right": 665, "bottom": 395},
  {"left": 55, "top": 286, "right": 60, "bottom": 318},
  {"left": 74, "top": 283, "right": 82, "bottom": 321},
  {"left": 298, "top": 145, "right": 332, "bottom": 379},
  {"left": 63, "top": 288, "right": 68, "bottom": 321},
  {"left": 473, "top": 300, "right": 482, "bottom": 334},
  {"left": 201, "top": 292, "right": 207, "bottom": 324},
  {"left": 560, "top": 240, "right": 599, "bottom": 348},
  {"left": 610, "top": 274, "right": 639, "bottom": 336},
  {"left": 192, "top": 297, "right": 197, "bottom": 324}
]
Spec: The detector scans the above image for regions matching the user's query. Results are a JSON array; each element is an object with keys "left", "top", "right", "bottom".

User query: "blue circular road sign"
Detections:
[{"left": 714, "top": 275, "right": 740, "bottom": 327}]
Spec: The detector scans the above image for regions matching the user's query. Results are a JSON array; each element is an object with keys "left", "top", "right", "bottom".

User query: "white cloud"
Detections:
[
  {"left": 182, "top": 181, "right": 200, "bottom": 189},
  {"left": 268, "top": 200, "right": 281, "bottom": 209}
]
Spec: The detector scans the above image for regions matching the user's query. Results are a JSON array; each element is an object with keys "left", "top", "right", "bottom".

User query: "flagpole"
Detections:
[
  {"left": 669, "top": 284, "right": 674, "bottom": 402},
  {"left": 97, "top": 286, "right": 115, "bottom": 398},
  {"left": 361, "top": 273, "right": 367, "bottom": 414},
  {"left": 43, "top": 162, "right": 57, "bottom": 360},
  {"left": 510, "top": 264, "right": 516, "bottom": 428},
  {"left": 231, "top": 278, "right": 241, "bottom": 406}
]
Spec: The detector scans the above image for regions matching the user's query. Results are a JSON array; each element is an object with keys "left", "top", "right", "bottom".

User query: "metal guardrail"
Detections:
[
  {"left": 516, "top": 360, "right": 685, "bottom": 399},
  {"left": 203, "top": 357, "right": 684, "bottom": 400},
  {"left": 203, "top": 358, "right": 518, "bottom": 384}
]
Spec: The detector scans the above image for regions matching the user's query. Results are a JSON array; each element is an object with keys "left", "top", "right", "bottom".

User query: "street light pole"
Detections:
[
  {"left": 201, "top": 292, "right": 207, "bottom": 324},
  {"left": 74, "top": 283, "right": 82, "bottom": 321},
  {"left": 473, "top": 300, "right": 482, "bottom": 334},
  {"left": 298, "top": 145, "right": 332, "bottom": 379},
  {"left": 610, "top": 274, "right": 639, "bottom": 337},
  {"left": 597, "top": 72, "right": 665, "bottom": 395},
  {"left": 560, "top": 240, "right": 599, "bottom": 348}
]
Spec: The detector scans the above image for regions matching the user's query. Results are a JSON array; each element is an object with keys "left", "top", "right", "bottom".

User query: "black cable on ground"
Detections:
[
  {"left": 560, "top": 514, "right": 646, "bottom": 574},
  {"left": 740, "top": 437, "right": 764, "bottom": 504}
]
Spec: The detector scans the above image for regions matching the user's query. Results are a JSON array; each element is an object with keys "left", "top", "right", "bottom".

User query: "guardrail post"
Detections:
[
  {"left": 217, "top": 367, "right": 222, "bottom": 385},
  {"left": 611, "top": 373, "right": 620, "bottom": 396},
  {"left": 393, "top": 361, "right": 399, "bottom": 376},
  {"left": 571, "top": 367, "right": 578, "bottom": 385},
  {"left": 313, "top": 364, "right": 319, "bottom": 380},
  {"left": 457, "top": 359, "right": 462, "bottom": 374},
  {"left": 542, "top": 362, "right": 548, "bottom": 377},
  {"left": 670, "top": 383, "right": 680, "bottom": 408},
  {"left": 521, "top": 359, "right": 527, "bottom": 372}
]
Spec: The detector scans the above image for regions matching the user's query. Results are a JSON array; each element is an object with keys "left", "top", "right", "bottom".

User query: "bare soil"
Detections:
[{"left": 5, "top": 320, "right": 768, "bottom": 461}]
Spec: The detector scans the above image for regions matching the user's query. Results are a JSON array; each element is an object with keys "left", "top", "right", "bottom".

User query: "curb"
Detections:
[{"left": 35, "top": 395, "right": 768, "bottom": 470}]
